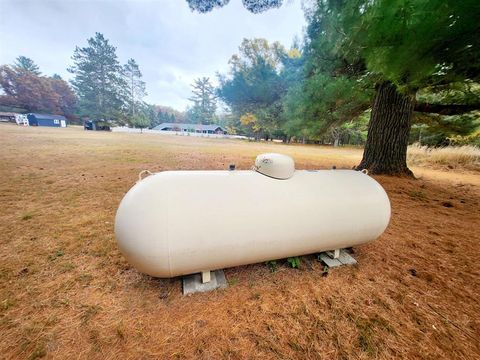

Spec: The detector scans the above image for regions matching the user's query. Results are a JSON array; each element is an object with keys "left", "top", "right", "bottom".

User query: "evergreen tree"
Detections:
[
  {"left": 13, "top": 56, "right": 41, "bottom": 75},
  {"left": 140, "top": 103, "right": 157, "bottom": 128},
  {"left": 123, "top": 58, "right": 146, "bottom": 116},
  {"left": 188, "top": 77, "right": 217, "bottom": 124},
  {"left": 130, "top": 112, "right": 151, "bottom": 133},
  {"left": 217, "top": 38, "right": 287, "bottom": 138},
  {"left": 301, "top": 1, "right": 371, "bottom": 134},
  {"left": 68, "top": 32, "right": 127, "bottom": 120}
]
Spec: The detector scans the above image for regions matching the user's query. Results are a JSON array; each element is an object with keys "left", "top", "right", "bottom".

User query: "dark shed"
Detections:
[{"left": 27, "top": 113, "right": 67, "bottom": 127}]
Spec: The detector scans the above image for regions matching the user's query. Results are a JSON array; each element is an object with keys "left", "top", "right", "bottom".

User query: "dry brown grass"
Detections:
[
  {"left": 1, "top": 124, "right": 479, "bottom": 359},
  {"left": 408, "top": 143, "right": 480, "bottom": 171}
]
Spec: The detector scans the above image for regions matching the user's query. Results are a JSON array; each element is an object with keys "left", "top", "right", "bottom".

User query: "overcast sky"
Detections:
[{"left": 0, "top": 0, "right": 306, "bottom": 111}]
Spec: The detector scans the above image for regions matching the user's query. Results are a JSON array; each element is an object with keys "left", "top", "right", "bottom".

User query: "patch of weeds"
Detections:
[
  {"left": 315, "top": 318, "right": 328, "bottom": 333},
  {"left": 409, "top": 190, "right": 427, "bottom": 200},
  {"left": 322, "top": 265, "right": 329, "bottom": 277},
  {"left": 119, "top": 157, "right": 141, "bottom": 163},
  {"left": 288, "top": 340, "right": 303, "bottom": 351},
  {"left": 22, "top": 212, "right": 34, "bottom": 221},
  {"left": 79, "top": 304, "right": 102, "bottom": 323},
  {"left": 77, "top": 273, "right": 94, "bottom": 285},
  {"left": 410, "top": 312, "right": 425, "bottom": 327},
  {"left": 353, "top": 315, "right": 394, "bottom": 356},
  {"left": 47, "top": 250, "right": 64, "bottom": 261},
  {"left": 45, "top": 315, "right": 59, "bottom": 326},
  {"left": 28, "top": 343, "right": 46, "bottom": 360},
  {"left": 222, "top": 349, "right": 238, "bottom": 357},
  {"left": 250, "top": 293, "right": 261, "bottom": 301},
  {"left": 133, "top": 276, "right": 154, "bottom": 291},
  {"left": 116, "top": 322, "right": 125, "bottom": 340},
  {"left": 325, "top": 297, "right": 334, "bottom": 309},
  {"left": 227, "top": 277, "right": 239, "bottom": 286},
  {"left": 356, "top": 320, "right": 378, "bottom": 356},
  {"left": 52, "top": 298, "right": 70, "bottom": 308},
  {"left": 171, "top": 352, "right": 186, "bottom": 359},
  {"left": 60, "top": 262, "right": 75, "bottom": 273},
  {"left": 104, "top": 279, "right": 118, "bottom": 292},
  {"left": 1, "top": 298, "right": 15, "bottom": 311},
  {"left": 0, "top": 268, "right": 10, "bottom": 280},
  {"left": 90, "top": 247, "right": 109, "bottom": 258},
  {"left": 373, "top": 297, "right": 391, "bottom": 310},
  {"left": 0, "top": 314, "right": 14, "bottom": 329},
  {"left": 88, "top": 328, "right": 102, "bottom": 352},
  {"left": 287, "top": 257, "right": 300, "bottom": 269},
  {"left": 265, "top": 260, "right": 277, "bottom": 272}
]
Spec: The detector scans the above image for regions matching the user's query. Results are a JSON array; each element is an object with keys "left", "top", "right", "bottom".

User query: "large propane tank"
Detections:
[{"left": 115, "top": 153, "right": 391, "bottom": 277}]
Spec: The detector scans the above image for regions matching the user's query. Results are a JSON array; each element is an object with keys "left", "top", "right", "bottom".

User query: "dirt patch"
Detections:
[{"left": 1, "top": 124, "right": 479, "bottom": 359}]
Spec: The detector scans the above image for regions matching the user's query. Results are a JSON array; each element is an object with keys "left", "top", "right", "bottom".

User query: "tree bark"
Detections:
[{"left": 356, "top": 81, "right": 415, "bottom": 176}]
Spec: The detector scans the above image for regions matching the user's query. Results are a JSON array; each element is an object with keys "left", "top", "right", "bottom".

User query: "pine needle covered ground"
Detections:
[{"left": 1, "top": 124, "right": 479, "bottom": 359}]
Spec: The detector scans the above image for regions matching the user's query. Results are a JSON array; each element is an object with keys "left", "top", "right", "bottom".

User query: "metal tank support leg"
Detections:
[{"left": 202, "top": 270, "right": 211, "bottom": 283}]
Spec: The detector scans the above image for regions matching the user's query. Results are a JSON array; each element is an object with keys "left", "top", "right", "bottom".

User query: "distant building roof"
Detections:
[
  {"left": 153, "top": 122, "right": 226, "bottom": 132},
  {"left": 28, "top": 113, "right": 67, "bottom": 120}
]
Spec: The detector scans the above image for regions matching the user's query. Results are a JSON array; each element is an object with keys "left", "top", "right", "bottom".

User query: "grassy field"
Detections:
[
  {"left": 408, "top": 143, "right": 480, "bottom": 172},
  {"left": 1, "top": 124, "right": 479, "bottom": 359}
]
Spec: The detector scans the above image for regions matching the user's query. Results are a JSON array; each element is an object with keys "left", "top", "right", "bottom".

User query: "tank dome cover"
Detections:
[{"left": 255, "top": 153, "right": 295, "bottom": 179}]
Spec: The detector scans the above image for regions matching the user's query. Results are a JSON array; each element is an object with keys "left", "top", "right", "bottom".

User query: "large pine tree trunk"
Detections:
[{"left": 356, "top": 81, "right": 415, "bottom": 176}]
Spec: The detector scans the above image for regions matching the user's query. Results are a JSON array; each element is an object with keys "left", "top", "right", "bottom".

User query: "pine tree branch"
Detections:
[{"left": 414, "top": 102, "right": 480, "bottom": 115}]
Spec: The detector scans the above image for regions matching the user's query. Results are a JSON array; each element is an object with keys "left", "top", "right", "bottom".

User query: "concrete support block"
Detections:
[
  {"left": 319, "top": 253, "right": 343, "bottom": 267},
  {"left": 320, "top": 249, "right": 357, "bottom": 267},
  {"left": 183, "top": 270, "right": 228, "bottom": 295},
  {"left": 337, "top": 251, "right": 357, "bottom": 265}
]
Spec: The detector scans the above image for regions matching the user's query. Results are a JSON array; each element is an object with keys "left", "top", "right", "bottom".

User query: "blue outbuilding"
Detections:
[{"left": 27, "top": 113, "right": 67, "bottom": 127}]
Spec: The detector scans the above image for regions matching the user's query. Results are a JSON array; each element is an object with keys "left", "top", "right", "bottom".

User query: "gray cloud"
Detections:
[{"left": 0, "top": 0, "right": 305, "bottom": 110}]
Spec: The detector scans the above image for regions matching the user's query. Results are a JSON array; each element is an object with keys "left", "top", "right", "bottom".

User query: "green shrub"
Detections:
[{"left": 287, "top": 257, "right": 300, "bottom": 268}]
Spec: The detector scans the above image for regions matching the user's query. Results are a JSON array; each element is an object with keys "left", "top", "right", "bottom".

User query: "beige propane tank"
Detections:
[{"left": 115, "top": 153, "right": 390, "bottom": 277}]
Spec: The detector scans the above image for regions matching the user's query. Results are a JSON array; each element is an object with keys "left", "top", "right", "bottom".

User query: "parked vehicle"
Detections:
[{"left": 84, "top": 120, "right": 111, "bottom": 131}]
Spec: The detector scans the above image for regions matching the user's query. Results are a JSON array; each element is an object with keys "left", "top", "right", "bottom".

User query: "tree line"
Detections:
[
  {"left": 0, "top": 33, "right": 215, "bottom": 129},
  {"left": 0, "top": 56, "right": 77, "bottom": 118}
]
